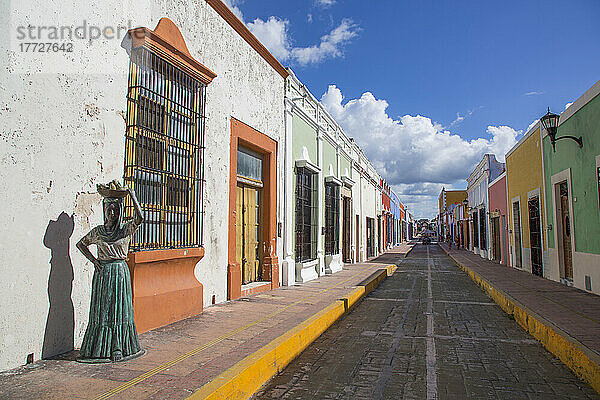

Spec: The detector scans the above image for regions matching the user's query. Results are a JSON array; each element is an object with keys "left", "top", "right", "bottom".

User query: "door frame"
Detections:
[
  {"left": 355, "top": 214, "right": 360, "bottom": 262},
  {"left": 550, "top": 168, "right": 575, "bottom": 281},
  {"left": 228, "top": 117, "right": 278, "bottom": 300},
  {"left": 491, "top": 215, "right": 501, "bottom": 261},
  {"left": 511, "top": 196, "right": 523, "bottom": 269},
  {"left": 237, "top": 184, "right": 262, "bottom": 284}
]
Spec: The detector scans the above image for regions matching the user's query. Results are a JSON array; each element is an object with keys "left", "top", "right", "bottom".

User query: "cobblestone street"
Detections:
[{"left": 254, "top": 244, "right": 598, "bottom": 400}]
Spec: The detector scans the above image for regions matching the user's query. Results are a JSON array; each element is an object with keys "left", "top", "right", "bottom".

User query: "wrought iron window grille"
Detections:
[
  {"left": 295, "top": 167, "right": 317, "bottom": 262},
  {"left": 123, "top": 47, "right": 206, "bottom": 251},
  {"left": 325, "top": 182, "right": 340, "bottom": 255}
]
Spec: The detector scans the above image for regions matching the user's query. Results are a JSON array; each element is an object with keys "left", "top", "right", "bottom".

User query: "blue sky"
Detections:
[{"left": 226, "top": 0, "right": 600, "bottom": 218}]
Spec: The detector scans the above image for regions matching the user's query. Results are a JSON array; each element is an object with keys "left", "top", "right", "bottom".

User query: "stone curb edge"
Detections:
[
  {"left": 404, "top": 243, "right": 416, "bottom": 257},
  {"left": 440, "top": 245, "right": 600, "bottom": 395},
  {"left": 186, "top": 264, "right": 397, "bottom": 400}
]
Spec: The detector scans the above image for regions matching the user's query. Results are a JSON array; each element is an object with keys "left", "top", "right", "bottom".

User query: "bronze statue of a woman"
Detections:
[{"left": 76, "top": 180, "right": 145, "bottom": 362}]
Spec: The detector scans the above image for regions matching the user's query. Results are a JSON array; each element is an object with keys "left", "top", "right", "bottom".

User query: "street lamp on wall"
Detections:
[{"left": 540, "top": 107, "right": 583, "bottom": 152}]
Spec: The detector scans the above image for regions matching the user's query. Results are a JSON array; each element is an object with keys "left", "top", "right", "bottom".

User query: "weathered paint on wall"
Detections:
[{"left": 0, "top": 0, "right": 284, "bottom": 371}]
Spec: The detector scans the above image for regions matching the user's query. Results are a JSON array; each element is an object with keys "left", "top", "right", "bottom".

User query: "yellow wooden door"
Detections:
[
  {"left": 237, "top": 185, "right": 262, "bottom": 285},
  {"left": 236, "top": 185, "right": 244, "bottom": 279},
  {"left": 244, "top": 187, "right": 255, "bottom": 284}
]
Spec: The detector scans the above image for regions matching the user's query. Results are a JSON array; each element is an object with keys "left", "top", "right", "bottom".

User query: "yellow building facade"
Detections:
[{"left": 505, "top": 122, "right": 548, "bottom": 277}]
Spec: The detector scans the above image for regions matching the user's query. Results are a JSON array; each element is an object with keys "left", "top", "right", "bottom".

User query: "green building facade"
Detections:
[{"left": 542, "top": 79, "right": 600, "bottom": 294}]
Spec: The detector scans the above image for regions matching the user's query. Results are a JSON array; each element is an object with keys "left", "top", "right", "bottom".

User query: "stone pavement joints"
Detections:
[
  {"left": 440, "top": 243, "right": 600, "bottom": 394},
  {"left": 254, "top": 244, "right": 598, "bottom": 400},
  {"left": 0, "top": 243, "right": 413, "bottom": 400}
]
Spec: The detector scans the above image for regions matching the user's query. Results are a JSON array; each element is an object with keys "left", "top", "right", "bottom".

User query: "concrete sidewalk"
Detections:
[
  {"left": 439, "top": 243, "right": 600, "bottom": 394},
  {"left": 0, "top": 244, "right": 414, "bottom": 400}
]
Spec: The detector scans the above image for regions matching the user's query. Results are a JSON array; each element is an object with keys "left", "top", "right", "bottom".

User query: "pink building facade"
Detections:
[{"left": 488, "top": 172, "right": 510, "bottom": 266}]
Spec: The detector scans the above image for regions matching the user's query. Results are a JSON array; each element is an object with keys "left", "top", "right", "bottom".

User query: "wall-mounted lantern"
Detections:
[{"left": 540, "top": 107, "right": 583, "bottom": 152}]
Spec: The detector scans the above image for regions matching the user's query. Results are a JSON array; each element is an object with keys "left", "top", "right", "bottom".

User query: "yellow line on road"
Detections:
[{"left": 94, "top": 262, "right": 386, "bottom": 400}]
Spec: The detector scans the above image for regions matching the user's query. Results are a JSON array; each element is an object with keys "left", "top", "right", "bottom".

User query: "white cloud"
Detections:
[
  {"left": 524, "top": 90, "right": 545, "bottom": 96},
  {"left": 320, "top": 85, "right": 521, "bottom": 218},
  {"left": 447, "top": 107, "right": 480, "bottom": 128},
  {"left": 485, "top": 126, "right": 520, "bottom": 163},
  {"left": 247, "top": 17, "right": 291, "bottom": 61},
  {"left": 222, "top": 0, "right": 245, "bottom": 21},
  {"left": 449, "top": 113, "right": 465, "bottom": 126},
  {"left": 316, "top": 0, "right": 336, "bottom": 6},
  {"left": 247, "top": 17, "right": 359, "bottom": 65},
  {"left": 224, "top": 0, "right": 358, "bottom": 66},
  {"left": 291, "top": 19, "right": 359, "bottom": 65},
  {"left": 392, "top": 182, "right": 469, "bottom": 219}
]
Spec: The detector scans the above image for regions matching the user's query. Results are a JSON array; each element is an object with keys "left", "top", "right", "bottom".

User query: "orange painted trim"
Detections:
[
  {"left": 228, "top": 117, "right": 279, "bottom": 300},
  {"left": 129, "top": 18, "right": 217, "bottom": 85},
  {"left": 205, "top": 0, "right": 289, "bottom": 79},
  {"left": 127, "top": 251, "right": 204, "bottom": 333},
  {"left": 130, "top": 247, "right": 205, "bottom": 264}
]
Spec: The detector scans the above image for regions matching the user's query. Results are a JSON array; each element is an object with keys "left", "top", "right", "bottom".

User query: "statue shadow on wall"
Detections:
[{"left": 42, "top": 212, "right": 75, "bottom": 359}]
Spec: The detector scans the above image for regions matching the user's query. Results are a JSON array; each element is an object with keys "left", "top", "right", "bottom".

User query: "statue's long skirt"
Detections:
[{"left": 80, "top": 260, "right": 141, "bottom": 359}]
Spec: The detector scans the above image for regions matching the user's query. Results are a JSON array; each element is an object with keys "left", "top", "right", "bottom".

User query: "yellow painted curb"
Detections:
[
  {"left": 187, "top": 264, "right": 397, "bottom": 400},
  {"left": 442, "top": 247, "right": 600, "bottom": 395}
]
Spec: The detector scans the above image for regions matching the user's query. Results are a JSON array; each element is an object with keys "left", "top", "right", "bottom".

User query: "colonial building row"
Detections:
[
  {"left": 0, "top": 0, "right": 413, "bottom": 371},
  {"left": 438, "top": 79, "right": 600, "bottom": 296}
]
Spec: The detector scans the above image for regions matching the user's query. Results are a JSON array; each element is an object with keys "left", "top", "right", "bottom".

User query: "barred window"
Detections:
[
  {"left": 325, "top": 182, "right": 340, "bottom": 255},
  {"left": 295, "top": 167, "right": 317, "bottom": 262},
  {"left": 124, "top": 47, "right": 206, "bottom": 251}
]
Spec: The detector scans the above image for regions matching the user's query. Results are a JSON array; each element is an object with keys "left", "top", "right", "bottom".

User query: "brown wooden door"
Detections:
[
  {"left": 559, "top": 182, "right": 573, "bottom": 280},
  {"left": 492, "top": 217, "right": 501, "bottom": 261},
  {"left": 236, "top": 185, "right": 261, "bottom": 285}
]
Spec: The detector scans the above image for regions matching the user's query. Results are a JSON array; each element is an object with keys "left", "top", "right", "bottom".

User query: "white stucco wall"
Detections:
[{"left": 0, "top": 0, "right": 284, "bottom": 371}]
